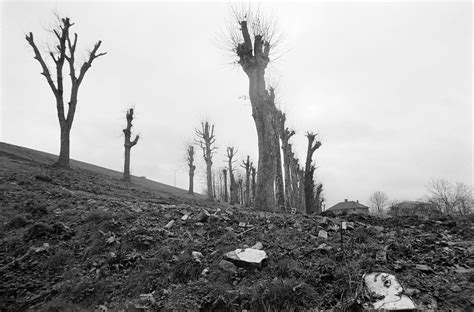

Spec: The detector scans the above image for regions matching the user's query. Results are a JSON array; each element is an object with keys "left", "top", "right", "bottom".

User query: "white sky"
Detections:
[{"left": 1, "top": 0, "right": 472, "bottom": 207}]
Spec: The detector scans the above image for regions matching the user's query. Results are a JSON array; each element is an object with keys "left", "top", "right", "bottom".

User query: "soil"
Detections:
[{"left": 0, "top": 142, "right": 473, "bottom": 311}]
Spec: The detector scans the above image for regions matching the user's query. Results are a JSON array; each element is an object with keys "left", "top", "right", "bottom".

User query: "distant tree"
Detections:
[
  {"left": 26, "top": 16, "right": 106, "bottom": 167},
  {"left": 223, "top": 168, "right": 229, "bottom": 202},
  {"left": 195, "top": 121, "right": 217, "bottom": 201},
  {"left": 186, "top": 145, "right": 196, "bottom": 194},
  {"left": 122, "top": 108, "right": 139, "bottom": 183},
  {"left": 304, "top": 132, "right": 322, "bottom": 214},
  {"left": 314, "top": 183, "right": 325, "bottom": 213},
  {"left": 226, "top": 147, "right": 238, "bottom": 205},
  {"left": 241, "top": 155, "right": 252, "bottom": 207},
  {"left": 369, "top": 191, "right": 389, "bottom": 213},
  {"left": 426, "top": 179, "right": 473, "bottom": 215},
  {"left": 277, "top": 112, "right": 295, "bottom": 210},
  {"left": 250, "top": 164, "right": 257, "bottom": 205}
]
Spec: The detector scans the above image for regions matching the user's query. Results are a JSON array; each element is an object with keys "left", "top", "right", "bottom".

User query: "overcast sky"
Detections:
[{"left": 1, "top": 1, "right": 472, "bottom": 207}]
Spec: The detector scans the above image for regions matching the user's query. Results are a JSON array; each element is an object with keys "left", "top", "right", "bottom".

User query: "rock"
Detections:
[
  {"left": 197, "top": 211, "right": 209, "bottom": 222},
  {"left": 238, "top": 222, "right": 247, "bottom": 227},
  {"left": 376, "top": 250, "right": 387, "bottom": 263},
  {"left": 320, "top": 217, "right": 329, "bottom": 225},
  {"left": 224, "top": 248, "right": 267, "bottom": 267},
  {"left": 317, "top": 243, "right": 332, "bottom": 251},
  {"left": 164, "top": 220, "right": 175, "bottom": 229},
  {"left": 341, "top": 222, "right": 347, "bottom": 230},
  {"left": 139, "top": 293, "right": 155, "bottom": 305},
  {"left": 318, "top": 230, "right": 328, "bottom": 239},
  {"left": 415, "top": 264, "right": 433, "bottom": 273},
  {"left": 251, "top": 242, "right": 263, "bottom": 250},
  {"left": 450, "top": 284, "right": 462, "bottom": 292},
  {"left": 219, "top": 260, "right": 238, "bottom": 274},
  {"left": 373, "top": 226, "right": 385, "bottom": 232},
  {"left": 160, "top": 204, "right": 176, "bottom": 209},
  {"left": 201, "top": 267, "right": 209, "bottom": 276},
  {"left": 192, "top": 251, "right": 203, "bottom": 263},
  {"left": 362, "top": 272, "right": 416, "bottom": 310},
  {"left": 209, "top": 214, "right": 220, "bottom": 222},
  {"left": 405, "top": 288, "right": 421, "bottom": 296},
  {"left": 181, "top": 214, "right": 189, "bottom": 221},
  {"left": 327, "top": 225, "right": 339, "bottom": 232}
]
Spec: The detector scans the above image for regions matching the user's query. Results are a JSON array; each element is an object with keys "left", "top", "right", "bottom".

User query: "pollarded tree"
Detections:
[
  {"left": 241, "top": 155, "right": 252, "bottom": 207},
  {"left": 195, "top": 121, "right": 217, "bottom": 201},
  {"left": 26, "top": 16, "right": 106, "bottom": 167},
  {"left": 187, "top": 145, "right": 196, "bottom": 194},
  {"left": 304, "top": 132, "right": 321, "bottom": 214},
  {"left": 123, "top": 109, "right": 139, "bottom": 183},
  {"left": 226, "top": 147, "right": 238, "bottom": 205},
  {"left": 227, "top": 7, "right": 282, "bottom": 211}
]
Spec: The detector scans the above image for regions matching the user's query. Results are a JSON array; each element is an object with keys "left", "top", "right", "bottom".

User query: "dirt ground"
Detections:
[{"left": 0, "top": 143, "right": 473, "bottom": 311}]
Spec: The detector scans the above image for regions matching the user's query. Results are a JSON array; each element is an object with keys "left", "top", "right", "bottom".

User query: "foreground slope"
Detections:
[{"left": 0, "top": 143, "right": 473, "bottom": 311}]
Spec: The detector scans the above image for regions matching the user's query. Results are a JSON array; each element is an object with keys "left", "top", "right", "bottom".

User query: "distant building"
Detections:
[
  {"left": 389, "top": 201, "right": 440, "bottom": 216},
  {"left": 327, "top": 199, "right": 369, "bottom": 214}
]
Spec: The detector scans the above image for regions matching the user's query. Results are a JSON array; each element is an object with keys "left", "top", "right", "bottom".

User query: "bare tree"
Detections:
[
  {"left": 277, "top": 112, "right": 295, "bottom": 210},
  {"left": 195, "top": 121, "right": 217, "bottom": 201},
  {"left": 226, "top": 147, "right": 238, "bottom": 205},
  {"left": 186, "top": 145, "right": 196, "bottom": 194},
  {"left": 123, "top": 108, "right": 139, "bottom": 183},
  {"left": 250, "top": 164, "right": 257, "bottom": 205},
  {"left": 241, "top": 155, "right": 252, "bottom": 207},
  {"left": 26, "top": 16, "right": 106, "bottom": 167},
  {"left": 369, "top": 191, "right": 389, "bottom": 213},
  {"left": 227, "top": 6, "right": 282, "bottom": 211},
  {"left": 426, "top": 179, "right": 473, "bottom": 214},
  {"left": 304, "top": 132, "right": 322, "bottom": 214}
]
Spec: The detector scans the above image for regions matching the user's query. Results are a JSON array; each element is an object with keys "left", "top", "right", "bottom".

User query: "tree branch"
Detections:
[{"left": 25, "top": 32, "right": 58, "bottom": 95}]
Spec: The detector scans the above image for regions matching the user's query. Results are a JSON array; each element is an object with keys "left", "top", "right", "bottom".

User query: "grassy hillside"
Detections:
[{"left": 0, "top": 143, "right": 473, "bottom": 311}]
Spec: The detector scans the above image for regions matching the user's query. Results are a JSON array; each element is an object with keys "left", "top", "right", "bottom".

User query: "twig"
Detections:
[{"left": 237, "top": 227, "right": 255, "bottom": 236}]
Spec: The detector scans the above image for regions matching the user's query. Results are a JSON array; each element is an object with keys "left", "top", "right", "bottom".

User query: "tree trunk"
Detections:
[
  {"left": 251, "top": 166, "right": 256, "bottom": 205},
  {"left": 188, "top": 166, "right": 195, "bottom": 194},
  {"left": 57, "top": 124, "right": 71, "bottom": 167},
  {"left": 206, "top": 161, "right": 213, "bottom": 200},
  {"left": 123, "top": 145, "right": 131, "bottom": 183},
  {"left": 223, "top": 169, "right": 228, "bottom": 202},
  {"left": 273, "top": 121, "right": 285, "bottom": 211}
]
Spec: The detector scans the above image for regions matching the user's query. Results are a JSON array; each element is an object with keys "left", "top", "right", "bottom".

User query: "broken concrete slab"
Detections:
[
  {"left": 362, "top": 272, "right": 416, "bottom": 310},
  {"left": 224, "top": 248, "right": 267, "bottom": 267},
  {"left": 318, "top": 230, "right": 328, "bottom": 239}
]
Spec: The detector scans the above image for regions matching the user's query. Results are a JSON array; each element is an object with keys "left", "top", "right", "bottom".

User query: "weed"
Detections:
[
  {"left": 84, "top": 209, "right": 112, "bottom": 224},
  {"left": 24, "top": 222, "right": 53, "bottom": 240},
  {"left": 8, "top": 215, "right": 28, "bottom": 229},
  {"left": 250, "top": 278, "right": 317, "bottom": 311},
  {"left": 172, "top": 253, "right": 205, "bottom": 283}
]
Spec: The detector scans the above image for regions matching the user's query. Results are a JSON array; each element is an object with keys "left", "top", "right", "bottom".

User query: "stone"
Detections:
[
  {"left": 181, "top": 214, "right": 189, "bottom": 221},
  {"left": 416, "top": 264, "right": 433, "bottom": 273},
  {"left": 219, "top": 259, "right": 238, "bottom": 274},
  {"left": 224, "top": 248, "right": 267, "bottom": 266},
  {"left": 376, "top": 250, "right": 387, "bottom": 263},
  {"left": 197, "top": 211, "right": 209, "bottom": 222},
  {"left": 192, "top": 251, "right": 203, "bottom": 263},
  {"left": 363, "top": 272, "right": 416, "bottom": 310},
  {"left": 251, "top": 242, "right": 263, "bottom": 250},
  {"left": 238, "top": 222, "right": 247, "bottom": 227},
  {"left": 450, "top": 285, "right": 462, "bottom": 292},
  {"left": 164, "top": 220, "right": 174, "bottom": 229},
  {"left": 318, "top": 230, "right": 328, "bottom": 239},
  {"left": 341, "top": 222, "right": 347, "bottom": 230}
]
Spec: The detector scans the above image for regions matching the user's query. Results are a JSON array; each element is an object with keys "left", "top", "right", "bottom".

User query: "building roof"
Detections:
[{"left": 327, "top": 199, "right": 369, "bottom": 211}]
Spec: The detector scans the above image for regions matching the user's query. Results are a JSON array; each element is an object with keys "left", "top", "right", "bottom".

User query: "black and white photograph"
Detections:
[{"left": 0, "top": 0, "right": 472, "bottom": 310}]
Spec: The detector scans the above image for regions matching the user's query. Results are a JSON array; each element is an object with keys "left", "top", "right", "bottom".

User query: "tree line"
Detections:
[{"left": 26, "top": 10, "right": 325, "bottom": 214}]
